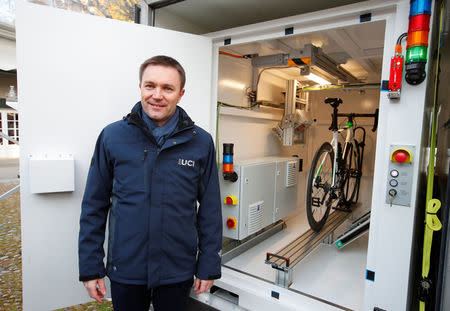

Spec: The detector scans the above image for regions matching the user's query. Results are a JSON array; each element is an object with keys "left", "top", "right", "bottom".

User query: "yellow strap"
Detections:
[
  {"left": 422, "top": 199, "right": 442, "bottom": 277},
  {"left": 420, "top": 199, "right": 442, "bottom": 311},
  {"left": 426, "top": 199, "right": 442, "bottom": 231}
]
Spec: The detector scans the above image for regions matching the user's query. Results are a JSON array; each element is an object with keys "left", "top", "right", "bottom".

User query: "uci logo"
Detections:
[{"left": 178, "top": 158, "right": 195, "bottom": 167}]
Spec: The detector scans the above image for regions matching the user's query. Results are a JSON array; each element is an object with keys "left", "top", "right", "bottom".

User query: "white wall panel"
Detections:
[{"left": 15, "top": 1, "right": 212, "bottom": 310}]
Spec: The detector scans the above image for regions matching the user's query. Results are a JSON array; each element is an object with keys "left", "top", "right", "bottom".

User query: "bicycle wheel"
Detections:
[
  {"left": 306, "top": 142, "right": 335, "bottom": 232},
  {"left": 342, "top": 140, "right": 361, "bottom": 205}
]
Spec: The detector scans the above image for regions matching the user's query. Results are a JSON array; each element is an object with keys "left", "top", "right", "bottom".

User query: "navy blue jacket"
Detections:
[{"left": 78, "top": 103, "right": 222, "bottom": 287}]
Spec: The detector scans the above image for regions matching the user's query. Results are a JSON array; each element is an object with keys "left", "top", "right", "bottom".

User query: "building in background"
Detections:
[{"left": 0, "top": 0, "right": 18, "bottom": 159}]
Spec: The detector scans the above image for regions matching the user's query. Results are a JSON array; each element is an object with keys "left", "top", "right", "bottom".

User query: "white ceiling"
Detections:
[
  {"left": 160, "top": 0, "right": 367, "bottom": 33},
  {"left": 220, "top": 20, "right": 386, "bottom": 84}
]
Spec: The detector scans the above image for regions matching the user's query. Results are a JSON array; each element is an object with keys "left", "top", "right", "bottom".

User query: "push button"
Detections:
[
  {"left": 226, "top": 217, "right": 237, "bottom": 229},
  {"left": 394, "top": 151, "right": 407, "bottom": 163},
  {"left": 390, "top": 169, "right": 399, "bottom": 178},
  {"left": 224, "top": 195, "right": 238, "bottom": 205},
  {"left": 390, "top": 148, "right": 412, "bottom": 163},
  {"left": 390, "top": 179, "right": 398, "bottom": 187}
]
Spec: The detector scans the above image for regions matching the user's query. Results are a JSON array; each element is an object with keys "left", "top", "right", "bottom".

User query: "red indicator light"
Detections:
[
  {"left": 395, "top": 152, "right": 408, "bottom": 163},
  {"left": 226, "top": 197, "right": 233, "bottom": 205},
  {"left": 409, "top": 14, "right": 430, "bottom": 32}
]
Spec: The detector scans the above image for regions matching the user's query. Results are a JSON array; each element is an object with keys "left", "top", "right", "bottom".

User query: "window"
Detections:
[{"left": 6, "top": 112, "right": 19, "bottom": 144}]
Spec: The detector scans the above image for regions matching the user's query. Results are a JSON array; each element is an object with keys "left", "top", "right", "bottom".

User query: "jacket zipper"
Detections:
[{"left": 142, "top": 149, "right": 148, "bottom": 161}]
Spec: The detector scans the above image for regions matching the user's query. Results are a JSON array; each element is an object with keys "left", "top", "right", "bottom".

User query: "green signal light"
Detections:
[{"left": 406, "top": 46, "right": 428, "bottom": 63}]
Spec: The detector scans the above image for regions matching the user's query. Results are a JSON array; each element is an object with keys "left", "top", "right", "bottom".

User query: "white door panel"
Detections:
[{"left": 15, "top": 1, "right": 212, "bottom": 310}]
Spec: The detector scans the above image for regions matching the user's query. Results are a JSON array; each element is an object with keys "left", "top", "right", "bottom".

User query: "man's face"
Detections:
[{"left": 139, "top": 65, "right": 185, "bottom": 126}]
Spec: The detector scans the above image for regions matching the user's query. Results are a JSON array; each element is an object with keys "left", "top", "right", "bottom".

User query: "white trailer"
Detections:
[{"left": 15, "top": 0, "right": 437, "bottom": 310}]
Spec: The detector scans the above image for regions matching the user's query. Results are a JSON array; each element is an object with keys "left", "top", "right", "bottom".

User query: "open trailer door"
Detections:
[{"left": 15, "top": 1, "right": 213, "bottom": 310}]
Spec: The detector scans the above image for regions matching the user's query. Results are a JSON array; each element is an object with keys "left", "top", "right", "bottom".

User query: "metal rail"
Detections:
[
  {"left": 0, "top": 132, "right": 19, "bottom": 145},
  {"left": 0, "top": 184, "right": 19, "bottom": 201},
  {"left": 265, "top": 210, "right": 352, "bottom": 287}
]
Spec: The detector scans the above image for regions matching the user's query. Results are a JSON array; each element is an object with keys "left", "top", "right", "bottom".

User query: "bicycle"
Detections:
[{"left": 306, "top": 97, "right": 378, "bottom": 232}]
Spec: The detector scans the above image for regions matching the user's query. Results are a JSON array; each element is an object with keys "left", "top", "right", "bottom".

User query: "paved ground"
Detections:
[{"left": 0, "top": 181, "right": 21, "bottom": 310}]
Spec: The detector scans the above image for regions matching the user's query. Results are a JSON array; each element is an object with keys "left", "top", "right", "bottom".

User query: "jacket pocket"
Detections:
[{"left": 113, "top": 143, "right": 151, "bottom": 192}]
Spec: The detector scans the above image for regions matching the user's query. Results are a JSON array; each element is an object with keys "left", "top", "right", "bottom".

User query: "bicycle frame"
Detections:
[
  {"left": 313, "top": 98, "right": 377, "bottom": 200},
  {"left": 315, "top": 124, "right": 356, "bottom": 188}
]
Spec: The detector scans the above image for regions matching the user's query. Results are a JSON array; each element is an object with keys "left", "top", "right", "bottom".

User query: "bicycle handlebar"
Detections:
[
  {"left": 336, "top": 108, "right": 379, "bottom": 132},
  {"left": 372, "top": 109, "right": 379, "bottom": 132}
]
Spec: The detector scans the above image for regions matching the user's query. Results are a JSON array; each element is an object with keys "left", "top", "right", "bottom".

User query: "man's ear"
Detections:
[{"left": 178, "top": 89, "right": 185, "bottom": 101}]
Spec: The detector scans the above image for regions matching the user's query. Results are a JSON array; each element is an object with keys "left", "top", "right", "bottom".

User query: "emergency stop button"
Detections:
[
  {"left": 224, "top": 195, "right": 238, "bottom": 205},
  {"left": 226, "top": 217, "right": 237, "bottom": 229},
  {"left": 391, "top": 148, "right": 412, "bottom": 163},
  {"left": 394, "top": 151, "right": 407, "bottom": 163}
]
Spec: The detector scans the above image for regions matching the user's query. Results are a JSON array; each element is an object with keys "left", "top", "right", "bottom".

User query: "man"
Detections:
[{"left": 78, "top": 55, "right": 222, "bottom": 311}]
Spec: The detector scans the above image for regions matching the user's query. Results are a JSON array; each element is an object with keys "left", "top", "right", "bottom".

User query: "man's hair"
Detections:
[{"left": 139, "top": 55, "right": 186, "bottom": 90}]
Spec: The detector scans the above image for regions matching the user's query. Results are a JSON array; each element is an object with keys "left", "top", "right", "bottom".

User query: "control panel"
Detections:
[{"left": 385, "top": 145, "right": 415, "bottom": 206}]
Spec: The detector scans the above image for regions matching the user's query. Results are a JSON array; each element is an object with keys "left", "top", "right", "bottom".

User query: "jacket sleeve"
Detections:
[
  {"left": 195, "top": 135, "right": 223, "bottom": 280},
  {"left": 78, "top": 129, "right": 113, "bottom": 282}
]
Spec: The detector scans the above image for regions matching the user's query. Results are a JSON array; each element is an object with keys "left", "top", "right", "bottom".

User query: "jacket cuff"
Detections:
[
  {"left": 79, "top": 273, "right": 105, "bottom": 282},
  {"left": 207, "top": 274, "right": 221, "bottom": 280},
  {"left": 195, "top": 252, "right": 221, "bottom": 281}
]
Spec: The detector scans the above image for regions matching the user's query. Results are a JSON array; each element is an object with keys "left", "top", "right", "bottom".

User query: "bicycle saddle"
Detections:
[{"left": 324, "top": 97, "right": 342, "bottom": 108}]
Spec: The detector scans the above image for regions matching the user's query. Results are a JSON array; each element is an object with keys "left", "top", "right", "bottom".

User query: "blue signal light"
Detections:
[{"left": 410, "top": 0, "right": 432, "bottom": 17}]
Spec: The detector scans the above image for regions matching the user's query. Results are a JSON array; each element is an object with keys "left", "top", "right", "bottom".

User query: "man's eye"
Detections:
[
  {"left": 146, "top": 85, "right": 154, "bottom": 89},
  {"left": 165, "top": 87, "right": 173, "bottom": 91}
]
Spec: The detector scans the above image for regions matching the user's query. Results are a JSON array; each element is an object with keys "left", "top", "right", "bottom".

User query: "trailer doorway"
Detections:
[{"left": 216, "top": 19, "right": 385, "bottom": 311}]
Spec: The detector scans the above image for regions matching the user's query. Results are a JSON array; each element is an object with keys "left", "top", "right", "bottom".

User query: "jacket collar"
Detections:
[{"left": 125, "top": 102, "right": 195, "bottom": 144}]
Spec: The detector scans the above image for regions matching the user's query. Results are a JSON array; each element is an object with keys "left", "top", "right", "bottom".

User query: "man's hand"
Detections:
[
  {"left": 83, "top": 278, "right": 107, "bottom": 303},
  {"left": 193, "top": 278, "right": 214, "bottom": 295}
]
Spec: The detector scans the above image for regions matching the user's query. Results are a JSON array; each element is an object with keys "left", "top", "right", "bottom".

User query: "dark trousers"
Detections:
[{"left": 110, "top": 278, "right": 194, "bottom": 311}]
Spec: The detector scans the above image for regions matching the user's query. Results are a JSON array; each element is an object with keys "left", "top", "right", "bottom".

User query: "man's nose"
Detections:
[{"left": 153, "top": 88, "right": 163, "bottom": 99}]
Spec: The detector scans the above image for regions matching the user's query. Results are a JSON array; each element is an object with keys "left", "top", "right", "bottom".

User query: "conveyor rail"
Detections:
[{"left": 265, "top": 210, "right": 352, "bottom": 287}]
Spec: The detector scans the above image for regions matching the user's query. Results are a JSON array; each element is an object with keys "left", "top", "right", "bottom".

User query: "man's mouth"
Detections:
[{"left": 149, "top": 102, "right": 166, "bottom": 108}]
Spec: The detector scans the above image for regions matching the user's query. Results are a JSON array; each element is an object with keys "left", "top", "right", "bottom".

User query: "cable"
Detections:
[
  {"left": 217, "top": 101, "right": 258, "bottom": 110},
  {"left": 396, "top": 32, "right": 408, "bottom": 45},
  {"left": 219, "top": 51, "right": 244, "bottom": 58},
  {"left": 255, "top": 66, "right": 292, "bottom": 91},
  {"left": 216, "top": 104, "right": 221, "bottom": 171}
]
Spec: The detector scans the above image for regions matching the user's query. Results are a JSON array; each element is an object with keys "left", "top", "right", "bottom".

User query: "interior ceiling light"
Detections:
[{"left": 304, "top": 73, "right": 331, "bottom": 85}]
